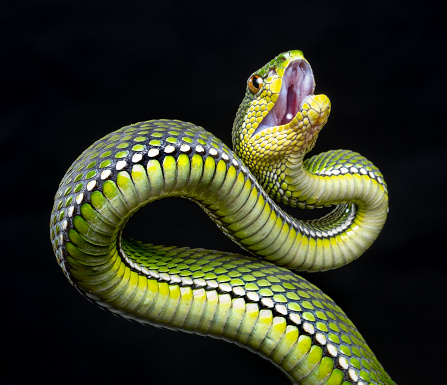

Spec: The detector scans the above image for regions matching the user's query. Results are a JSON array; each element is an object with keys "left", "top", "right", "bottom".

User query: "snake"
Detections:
[{"left": 50, "top": 50, "right": 394, "bottom": 384}]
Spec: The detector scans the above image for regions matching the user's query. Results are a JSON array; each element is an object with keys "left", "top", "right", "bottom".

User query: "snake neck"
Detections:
[{"left": 228, "top": 148, "right": 388, "bottom": 272}]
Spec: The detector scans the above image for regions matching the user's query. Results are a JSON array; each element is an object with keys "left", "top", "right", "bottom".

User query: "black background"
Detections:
[{"left": 2, "top": 1, "right": 446, "bottom": 384}]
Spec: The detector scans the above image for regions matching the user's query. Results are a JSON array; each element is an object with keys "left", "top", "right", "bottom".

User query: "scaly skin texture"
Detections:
[{"left": 50, "top": 51, "right": 393, "bottom": 384}]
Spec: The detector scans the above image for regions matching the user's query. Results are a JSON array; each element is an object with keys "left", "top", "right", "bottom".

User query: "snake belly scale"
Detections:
[{"left": 50, "top": 51, "right": 394, "bottom": 384}]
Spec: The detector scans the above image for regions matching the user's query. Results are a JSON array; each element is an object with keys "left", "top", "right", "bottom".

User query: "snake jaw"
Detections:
[{"left": 255, "top": 59, "right": 315, "bottom": 134}]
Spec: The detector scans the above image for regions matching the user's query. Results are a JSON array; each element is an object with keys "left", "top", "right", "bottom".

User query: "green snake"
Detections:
[{"left": 50, "top": 50, "right": 393, "bottom": 384}]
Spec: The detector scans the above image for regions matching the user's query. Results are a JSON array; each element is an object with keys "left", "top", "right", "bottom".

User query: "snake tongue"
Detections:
[{"left": 255, "top": 59, "right": 315, "bottom": 133}]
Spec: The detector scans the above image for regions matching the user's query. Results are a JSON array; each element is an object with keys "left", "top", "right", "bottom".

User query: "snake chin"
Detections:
[{"left": 254, "top": 59, "right": 315, "bottom": 134}]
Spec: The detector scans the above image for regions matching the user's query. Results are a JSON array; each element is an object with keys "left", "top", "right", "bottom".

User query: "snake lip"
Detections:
[{"left": 254, "top": 59, "right": 315, "bottom": 134}]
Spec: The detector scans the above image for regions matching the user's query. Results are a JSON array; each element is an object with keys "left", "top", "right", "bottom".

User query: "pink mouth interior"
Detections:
[{"left": 254, "top": 60, "right": 315, "bottom": 134}]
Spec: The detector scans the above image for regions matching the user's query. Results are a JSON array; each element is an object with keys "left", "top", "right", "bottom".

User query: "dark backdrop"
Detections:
[{"left": 2, "top": 1, "right": 445, "bottom": 384}]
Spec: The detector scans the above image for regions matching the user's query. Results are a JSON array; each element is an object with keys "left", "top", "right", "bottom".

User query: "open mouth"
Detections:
[{"left": 254, "top": 59, "right": 315, "bottom": 134}]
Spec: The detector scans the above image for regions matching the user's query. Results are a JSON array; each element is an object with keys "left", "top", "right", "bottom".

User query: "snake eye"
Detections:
[{"left": 248, "top": 75, "right": 263, "bottom": 94}]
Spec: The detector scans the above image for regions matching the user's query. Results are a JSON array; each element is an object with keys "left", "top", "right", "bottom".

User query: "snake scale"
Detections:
[{"left": 50, "top": 51, "right": 394, "bottom": 384}]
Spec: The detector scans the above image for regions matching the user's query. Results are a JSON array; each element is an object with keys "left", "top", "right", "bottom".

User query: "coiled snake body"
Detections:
[{"left": 50, "top": 51, "right": 394, "bottom": 384}]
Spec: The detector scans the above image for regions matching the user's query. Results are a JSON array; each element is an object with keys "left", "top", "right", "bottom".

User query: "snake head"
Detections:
[{"left": 233, "top": 50, "right": 331, "bottom": 169}]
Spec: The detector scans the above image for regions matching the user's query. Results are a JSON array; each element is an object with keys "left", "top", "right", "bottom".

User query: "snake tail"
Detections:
[{"left": 50, "top": 51, "right": 393, "bottom": 384}]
